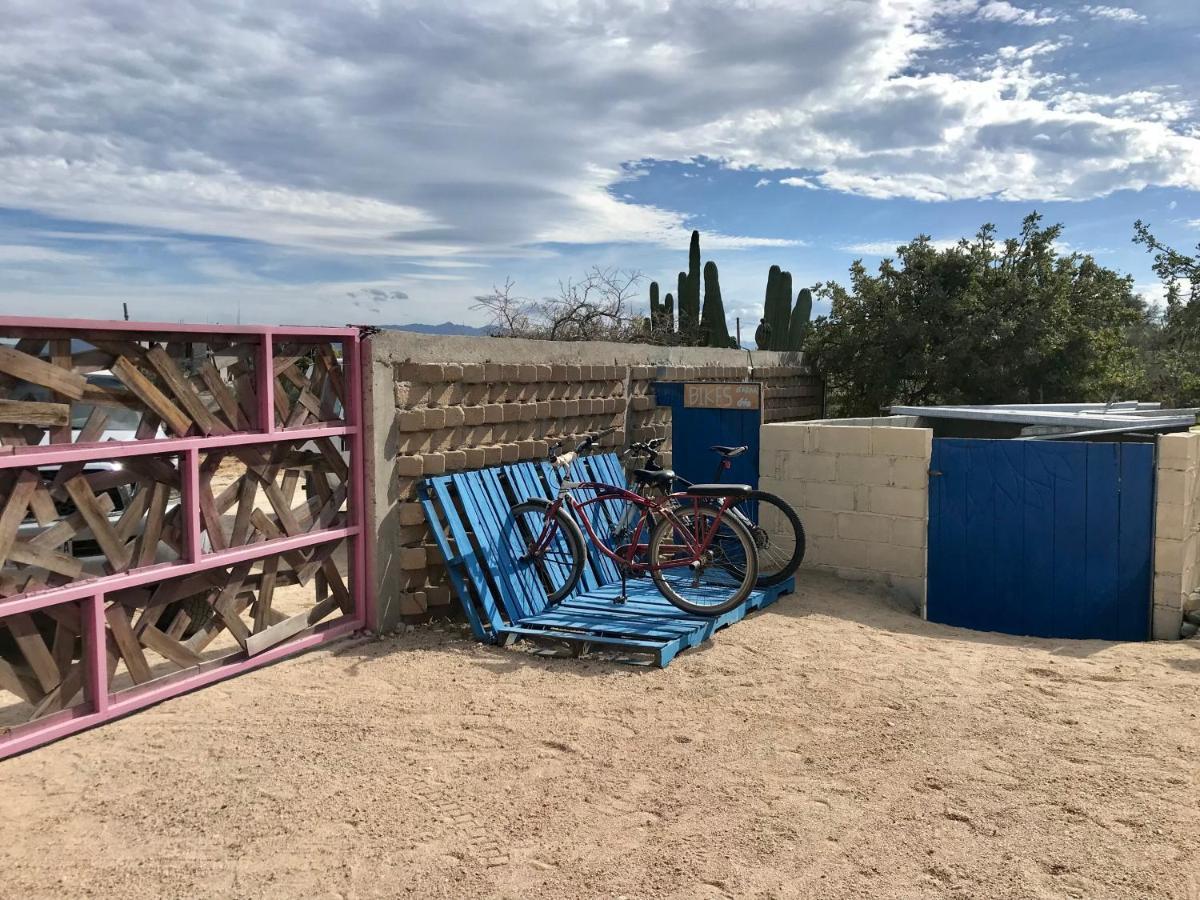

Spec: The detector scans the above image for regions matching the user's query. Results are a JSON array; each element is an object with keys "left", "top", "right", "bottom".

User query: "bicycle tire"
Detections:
[
  {"left": 647, "top": 505, "right": 758, "bottom": 616},
  {"left": 729, "top": 490, "right": 805, "bottom": 587},
  {"left": 509, "top": 500, "right": 587, "bottom": 604}
]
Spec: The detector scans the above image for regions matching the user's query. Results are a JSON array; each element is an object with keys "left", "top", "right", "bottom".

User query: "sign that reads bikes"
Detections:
[{"left": 683, "top": 382, "right": 761, "bottom": 411}]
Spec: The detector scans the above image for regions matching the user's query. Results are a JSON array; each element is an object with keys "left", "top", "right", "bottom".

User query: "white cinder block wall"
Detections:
[
  {"left": 1153, "top": 432, "right": 1200, "bottom": 639},
  {"left": 759, "top": 421, "right": 933, "bottom": 613}
]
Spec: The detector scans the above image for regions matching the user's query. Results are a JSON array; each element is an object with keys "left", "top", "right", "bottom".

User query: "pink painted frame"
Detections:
[{"left": 0, "top": 316, "right": 370, "bottom": 760}]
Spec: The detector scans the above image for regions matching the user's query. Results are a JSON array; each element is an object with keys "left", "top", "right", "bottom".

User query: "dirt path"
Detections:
[{"left": 2, "top": 572, "right": 1198, "bottom": 899}]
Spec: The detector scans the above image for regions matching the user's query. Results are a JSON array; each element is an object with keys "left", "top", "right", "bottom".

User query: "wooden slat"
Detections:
[
  {"left": 8, "top": 541, "right": 86, "bottom": 578},
  {"left": 29, "top": 492, "right": 115, "bottom": 549},
  {"left": 111, "top": 356, "right": 192, "bottom": 437},
  {"left": 145, "top": 345, "right": 230, "bottom": 436},
  {"left": 105, "top": 603, "right": 153, "bottom": 684},
  {"left": 165, "top": 610, "right": 191, "bottom": 641},
  {"left": 0, "top": 656, "right": 41, "bottom": 703},
  {"left": 30, "top": 661, "right": 84, "bottom": 719},
  {"left": 140, "top": 624, "right": 204, "bottom": 668},
  {"left": 245, "top": 594, "right": 340, "bottom": 656},
  {"left": 63, "top": 475, "right": 131, "bottom": 571},
  {"left": 0, "top": 400, "right": 70, "bottom": 427},
  {"left": 198, "top": 358, "right": 245, "bottom": 430},
  {"left": 0, "top": 345, "right": 86, "bottom": 399},
  {"left": 0, "top": 469, "right": 39, "bottom": 567},
  {"left": 49, "top": 338, "right": 74, "bottom": 444},
  {"left": 114, "top": 482, "right": 152, "bottom": 544},
  {"left": 28, "top": 483, "right": 59, "bottom": 527},
  {"left": 230, "top": 475, "right": 257, "bottom": 546},
  {"left": 253, "top": 555, "right": 278, "bottom": 633},
  {"left": 135, "top": 481, "right": 171, "bottom": 566},
  {"left": 6, "top": 612, "right": 63, "bottom": 692},
  {"left": 50, "top": 622, "right": 74, "bottom": 674}
]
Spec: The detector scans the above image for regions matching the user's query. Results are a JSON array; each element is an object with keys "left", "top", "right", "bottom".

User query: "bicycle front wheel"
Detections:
[
  {"left": 509, "top": 501, "right": 586, "bottom": 604},
  {"left": 647, "top": 505, "right": 758, "bottom": 616},
  {"left": 729, "top": 490, "right": 805, "bottom": 587}
]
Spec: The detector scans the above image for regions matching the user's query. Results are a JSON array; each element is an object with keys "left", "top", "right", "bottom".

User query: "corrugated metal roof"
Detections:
[{"left": 887, "top": 402, "right": 1199, "bottom": 432}]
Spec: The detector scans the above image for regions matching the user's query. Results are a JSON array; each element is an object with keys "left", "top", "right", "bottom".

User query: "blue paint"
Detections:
[
  {"left": 418, "top": 452, "right": 793, "bottom": 666},
  {"left": 652, "top": 383, "right": 760, "bottom": 490},
  {"left": 927, "top": 438, "right": 1153, "bottom": 641}
]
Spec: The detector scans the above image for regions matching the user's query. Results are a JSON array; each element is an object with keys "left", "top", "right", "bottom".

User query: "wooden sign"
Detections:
[{"left": 683, "top": 382, "right": 761, "bottom": 411}]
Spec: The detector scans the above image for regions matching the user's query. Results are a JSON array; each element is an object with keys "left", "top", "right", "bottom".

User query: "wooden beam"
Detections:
[
  {"left": 110, "top": 356, "right": 192, "bottom": 437},
  {"left": 0, "top": 469, "right": 39, "bottom": 567},
  {"left": 145, "top": 345, "right": 230, "bottom": 436},
  {"left": 105, "top": 603, "right": 153, "bottom": 684},
  {"left": 0, "top": 345, "right": 86, "bottom": 399},
  {"left": 5, "top": 612, "right": 63, "bottom": 692},
  {"left": 0, "top": 399, "right": 70, "bottom": 428},
  {"left": 63, "top": 475, "right": 131, "bottom": 571},
  {"left": 140, "top": 624, "right": 204, "bottom": 669}
]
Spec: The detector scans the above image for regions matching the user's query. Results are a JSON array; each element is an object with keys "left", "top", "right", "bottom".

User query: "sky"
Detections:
[{"left": 0, "top": 0, "right": 1197, "bottom": 329}]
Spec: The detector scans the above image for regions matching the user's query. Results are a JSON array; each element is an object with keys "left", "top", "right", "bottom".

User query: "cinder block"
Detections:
[
  {"left": 464, "top": 448, "right": 487, "bottom": 469},
  {"left": 871, "top": 427, "right": 932, "bottom": 459},
  {"left": 868, "top": 543, "right": 926, "bottom": 579},
  {"left": 1154, "top": 571, "right": 1183, "bottom": 606},
  {"left": 442, "top": 406, "right": 465, "bottom": 428},
  {"left": 443, "top": 450, "right": 467, "bottom": 472},
  {"left": 1155, "top": 537, "right": 1184, "bottom": 576},
  {"left": 835, "top": 454, "right": 891, "bottom": 486},
  {"left": 1156, "top": 467, "right": 1196, "bottom": 503},
  {"left": 518, "top": 403, "right": 537, "bottom": 421},
  {"left": 565, "top": 365, "right": 582, "bottom": 381},
  {"left": 517, "top": 440, "right": 538, "bottom": 459},
  {"left": 398, "top": 502, "right": 426, "bottom": 526},
  {"left": 397, "top": 591, "right": 427, "bottom": 616},
  {"left": 461, "top": 363, "right": 485, "bottom": 383},
  {"left": 778, "top": 451, "right": 835, "bottom": 483},
  {"left": 462, "top": 405, "right": 485, "bottom": 426},
  {"left": 536, "top": 401, "right": 552, "bottom": 419},
  {"left": 399, "top": 547, "right": 427, "bottom": 570},
  {"left": 819, "top": 537, "right": 873, "bottom": 569},
  {"left": 396, "top": 456, "right": 423, "bottom": 477},
  {"left": 1152, "top": 604, "right": 1183, "bottom": 640},
  {"left": 761, "top": 423, "right": 816, "bottom": 453},
  {"left": 836, "top": 512, "right": 891, "bottom": 543},
  {"left": 1158, "top": 433, "right": 1198, "bottom": 470},
  {"left": 483, "top": 445, "right": 503, "bottom": 466},
  {"left": 397, "top": 409, "right": 425, "bottom": 432},
  {"left": 801, "top": 508, "right": 836, "bottom": 538},
  {"left": 500, "top": 443, "right": 519, "bottom": 463},
  {"left": 423, "top": 453, "right": 446, "bottom": 475},
  {"left": 890, "top": 458, "right": 929, "bottom": 490},
  {"left": 441, "top": 364, "right": 463, "bottom": 382},
  {"left": 813, "top": 426, "right": 871, "bottom": 455},
  {"left": 414, "top": 363, "right": 444, "bottom": 382},
  {"left": 805, "top": 482, "right": 857, "bottom": 511},
  {"left": 423, "top": 407, "right": 446, "bottom": 430},
  {"left": 891, "top": 517, "right": 927, "bottom": 549},
  {"left": 868, "top": 486, "right": 927, "bottom": 519},
  {"left": 484, "top": 403, "right": 504, "bottom": 424}
]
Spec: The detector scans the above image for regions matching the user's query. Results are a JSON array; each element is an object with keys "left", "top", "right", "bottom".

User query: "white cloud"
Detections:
[
  {"left": 0, "top": 0, "right": 1197, "bottom": 324},
  {"left": 1186, "top": 219, "right": 1200, "bottom": 230},
  {"left": 976, "top": 1, "right": 1061, "bottom": 26},
  {"left": 840, "top": 239, "right": 961, "bottom": 255},
  {"left": 1082, "top": 5, "right": 1147, "bottom": 24},
  {"left": 0, "top": 244, "right": 91, "bottom": 263},
  {"left": 754, "top": 178, "right": 771, "bottom": 188},
  {"left": 779, "top": 176, "right": 822, "bottom": 190}
]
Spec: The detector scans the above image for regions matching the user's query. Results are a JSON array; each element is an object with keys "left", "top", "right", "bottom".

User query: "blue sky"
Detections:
[{"left": 0, "top": 1, "right": 1197, "bottom": 327}]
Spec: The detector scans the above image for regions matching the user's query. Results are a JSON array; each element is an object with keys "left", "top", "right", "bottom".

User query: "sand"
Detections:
[{"left": 1, "top": 571, "right": 1198, "bottom": 899}]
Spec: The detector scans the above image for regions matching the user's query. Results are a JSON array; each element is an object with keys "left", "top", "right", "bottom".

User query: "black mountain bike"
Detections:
[{"left": 624, "top": 438, "right": 805, "bottom": 588}]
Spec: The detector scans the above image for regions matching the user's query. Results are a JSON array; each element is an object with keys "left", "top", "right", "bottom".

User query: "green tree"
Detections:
[
  {"left": 1131, "top": 220, "right": 1200, "bottom": 405},
  {"left": 805, "top": 214, "right": 1146, "bottom": 416}
]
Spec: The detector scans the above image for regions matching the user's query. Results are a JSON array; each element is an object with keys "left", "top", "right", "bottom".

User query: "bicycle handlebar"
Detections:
[{"left": 550, "top": 426, "right": 617, "bottom": 467}]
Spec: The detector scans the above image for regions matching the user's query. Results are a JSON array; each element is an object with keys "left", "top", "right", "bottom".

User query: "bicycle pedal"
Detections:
[{"left": 613, "top": 594, "right": 628, "bottom": 605}]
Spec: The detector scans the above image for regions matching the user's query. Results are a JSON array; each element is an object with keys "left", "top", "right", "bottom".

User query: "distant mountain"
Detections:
[{"left": 381, "top": 322, "right": 495, "bottom": 337}]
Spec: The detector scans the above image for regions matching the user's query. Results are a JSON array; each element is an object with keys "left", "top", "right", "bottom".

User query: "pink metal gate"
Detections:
[{"left": 0, "top": 317, "right": 369, "bottom": 759}]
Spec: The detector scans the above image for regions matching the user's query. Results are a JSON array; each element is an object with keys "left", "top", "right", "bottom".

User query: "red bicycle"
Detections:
[{"left": 510, "top": 429, "right": 759, "bottom": 616}]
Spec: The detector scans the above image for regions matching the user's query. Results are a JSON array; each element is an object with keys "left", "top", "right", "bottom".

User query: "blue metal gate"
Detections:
[
  {"left": 927, "top": 439, "right": 1154, "bottom": 641},
  {"left": 652, "top": 382, "right": 760, "bottom": 488}
]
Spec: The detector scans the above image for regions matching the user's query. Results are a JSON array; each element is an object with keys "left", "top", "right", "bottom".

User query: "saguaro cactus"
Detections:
[
  {"left": 649, "top": 281, "right": 661, "bottom": 328},
  {"left": 663, "top": 292, "right": 675, "bottom": 333},
  {"left": 679, "top": 230, "right": 702, "bottom": 333},
  {"left": 701, "top": 260, "right": 731, "bottom": 347},
  {"left": 787, "top": 287, "right": 813, "bottom": 350},
  {"left": 773, "top": 271, "right": 793, "bottom": 350},
  {"left": 762, "top": 266, "right": 781, "bottom": 349}
]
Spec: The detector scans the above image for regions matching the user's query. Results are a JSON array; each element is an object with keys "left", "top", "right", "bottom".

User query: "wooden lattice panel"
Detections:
[
  {"left": 272, "top": 341, "right": 346, "bottom": 429},
  {"left": 0, "top": 459, "right": 184, "bottom": 597},
  {"left": 197, "top": 438, "right": 349, "bottom": 554},
  {"left": 104, "top": 540, "right": 353, "bottom": 694},
  {"left": 0, "top": 332, "right": 262, "bottom": 448},
  {"left": 0, "top": 600, "right": 90, "bottom": 730}
]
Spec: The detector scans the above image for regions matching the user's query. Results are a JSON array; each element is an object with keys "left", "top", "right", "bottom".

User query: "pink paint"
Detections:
[{"left": 0, "top": 318, "right": 371, "bottom": 761}]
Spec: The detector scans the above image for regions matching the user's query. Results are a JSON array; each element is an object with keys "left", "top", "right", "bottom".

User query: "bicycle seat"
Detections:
[
  {"left": 633, "top": 468, "right": 675, "bottom": 490},
  {"left": 685, "top": 483, "right": 751, "bottom": 497},
  {"left": 711, "top": 445, "right": 748, "bottom": 458}
]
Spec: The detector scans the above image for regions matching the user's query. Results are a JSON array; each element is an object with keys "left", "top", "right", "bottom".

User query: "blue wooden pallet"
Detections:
[{"left": 419, "top": 452, "right": 793, "bottom": 667}]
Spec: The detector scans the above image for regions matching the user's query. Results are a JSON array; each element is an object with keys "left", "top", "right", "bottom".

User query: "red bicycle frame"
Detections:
[{"left": 534, "top": 478, "right": 742, "bottom": 573}]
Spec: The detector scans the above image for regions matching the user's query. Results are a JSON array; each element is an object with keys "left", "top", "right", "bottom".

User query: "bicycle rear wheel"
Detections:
[
  {"left": 647, "top": 505, "right": 757, "bottom": 616},
  {"left": 509, "top": 501, "right": 586, "bottom": 604},
  {"left": 728, "top": 490, "right": 805, "bottom": 587}
]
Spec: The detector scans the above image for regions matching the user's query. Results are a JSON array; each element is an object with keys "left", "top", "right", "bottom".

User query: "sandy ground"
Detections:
[{"left": 1, "top": 571, "right": 1198, "bottom": 900}]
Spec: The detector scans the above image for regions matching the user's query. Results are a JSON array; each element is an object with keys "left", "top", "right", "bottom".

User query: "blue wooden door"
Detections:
[
  {"left": 927, "top": 439, "right": 1153, "bottom": 641},
  {"left": 652, "top": 383, "right": 760, "bottom": 488}
]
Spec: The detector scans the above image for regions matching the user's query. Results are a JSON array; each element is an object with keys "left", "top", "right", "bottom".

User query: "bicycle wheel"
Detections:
[
  {"left": 509, "top": 501, "right": 586, "bottom": 604},
  {"left": 727, "top": 490, "right": 805, "bottom": 587},
  {"left": 647, "top": 505, "right": 758, "bottom": 616}
]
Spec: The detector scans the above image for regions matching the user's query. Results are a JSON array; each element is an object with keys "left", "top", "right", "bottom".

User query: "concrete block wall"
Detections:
[
  {"left": 364, "top": 331, "right": 822, "bottom": 629},
  {"left": 1153, "top": 431, "right": 1200, "bottom": 640},
  {"left": 759, "top": 421, "right": 933, "bottom": 612}
]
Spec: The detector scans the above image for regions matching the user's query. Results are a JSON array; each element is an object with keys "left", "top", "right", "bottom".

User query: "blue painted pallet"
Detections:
[{"left": 419, "top": 452, "right": 793, "bottom": 667}]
